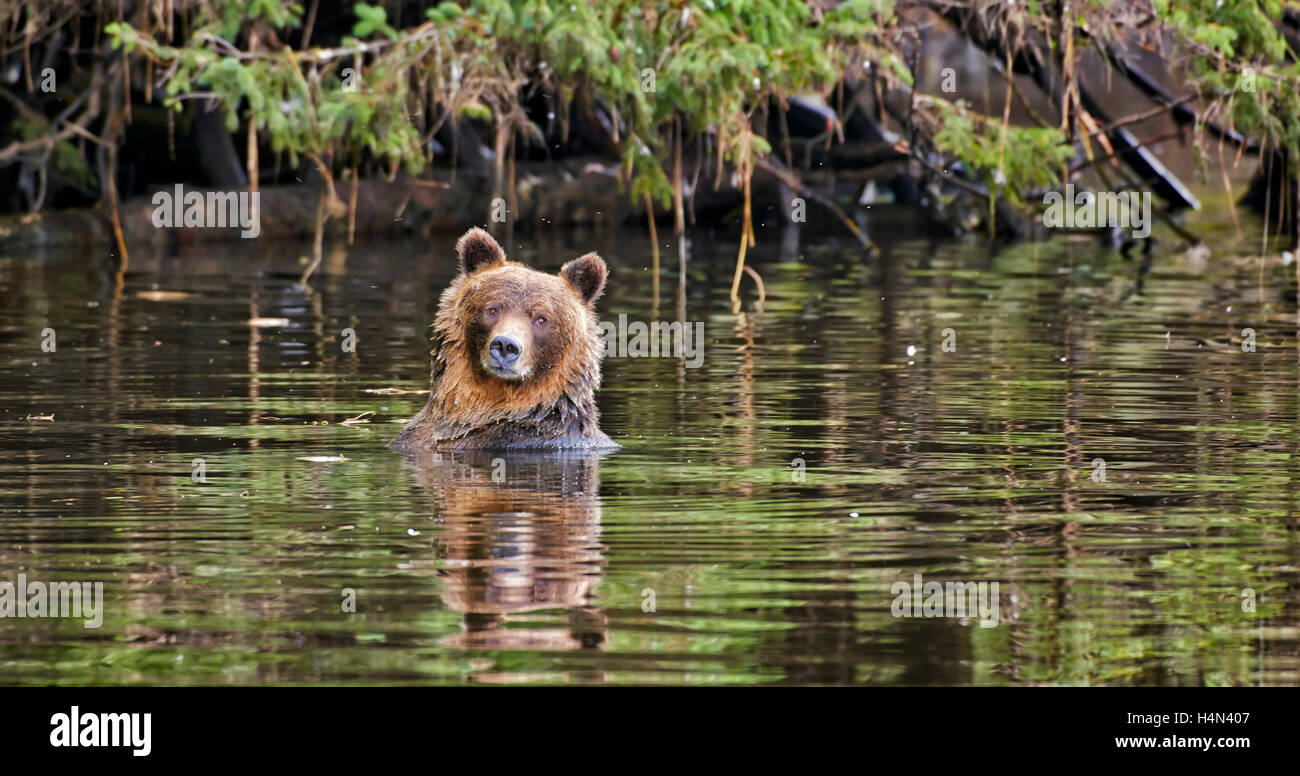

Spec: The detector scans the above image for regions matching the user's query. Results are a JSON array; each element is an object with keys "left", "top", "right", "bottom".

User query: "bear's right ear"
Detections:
[{"left": 456, "top": 227, "right": 506, "bottom": 275}]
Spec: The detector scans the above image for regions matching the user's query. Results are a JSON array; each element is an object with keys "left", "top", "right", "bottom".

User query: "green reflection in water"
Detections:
[{"left": 0, "top": 210, "right": 1297, "bottom": 685}]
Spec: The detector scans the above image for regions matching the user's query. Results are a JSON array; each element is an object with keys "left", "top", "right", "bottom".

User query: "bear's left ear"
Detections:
[
  {"left": 560, "top": 252, "right": 607, "bottom": 305},
  {"left": 456, "top": 227, "right": 506, "bottom": 275}
]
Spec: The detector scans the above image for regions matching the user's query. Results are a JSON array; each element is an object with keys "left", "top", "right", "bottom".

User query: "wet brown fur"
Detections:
[{"left": 390, "top": 228, "right": 617, "bottom": 451}]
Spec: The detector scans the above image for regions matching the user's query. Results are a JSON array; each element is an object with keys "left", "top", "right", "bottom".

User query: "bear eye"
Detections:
[
  {"left": 485, "top": 305, "right": 500, "bottom": 318},
  {"left": 533, "top": 315, "right": 547, "bottom": 327}
]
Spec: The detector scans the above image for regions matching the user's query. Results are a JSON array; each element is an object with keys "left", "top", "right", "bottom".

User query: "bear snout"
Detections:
[
  {"left": 483, "top": 331, "right": 529, "bottom": 380},
  {"left": 490, "top": 334, "right": 522, "bottom": 366}
]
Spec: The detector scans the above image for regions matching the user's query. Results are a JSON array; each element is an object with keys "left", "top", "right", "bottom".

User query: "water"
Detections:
[{"left": 1, "top": 210, "right": 1297, "bottom": 685}]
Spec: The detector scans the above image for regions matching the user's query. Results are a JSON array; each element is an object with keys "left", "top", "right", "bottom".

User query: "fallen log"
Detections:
[
  {"left": 912, "top": 0, "right": 1203, "bottom": 211},
  {"left": 0, "top": 164, "right": 625, "bottom": 251},
  {"left": 0, "top": 158, "right": 815, "bottom": 252}
]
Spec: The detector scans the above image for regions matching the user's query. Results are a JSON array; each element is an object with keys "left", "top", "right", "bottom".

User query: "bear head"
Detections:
[{"left": 436, "top": 227, "right": 606, "bottom": 390}]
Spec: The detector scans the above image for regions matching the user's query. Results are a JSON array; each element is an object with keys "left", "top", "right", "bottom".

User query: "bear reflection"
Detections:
[{"left": 403, "top": 450, "right": 608, "bottom": 657}]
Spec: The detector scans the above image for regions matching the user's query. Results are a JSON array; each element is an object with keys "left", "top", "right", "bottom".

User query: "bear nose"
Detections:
[{"left": 489, "top": 334, "right": 522, "bottom": 367}]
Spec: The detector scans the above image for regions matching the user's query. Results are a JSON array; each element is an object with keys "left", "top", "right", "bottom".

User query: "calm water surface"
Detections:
[{"left": 1, "top": 209, "right": 1297, "bottom": 685}]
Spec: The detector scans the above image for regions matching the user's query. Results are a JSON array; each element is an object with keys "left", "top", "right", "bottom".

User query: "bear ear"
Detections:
[
  {"left": 560, "top": 252, "right": 607, "bottom": 305},
  {"left": 456, "top": 227, "right": 506, "bottom": 275}
]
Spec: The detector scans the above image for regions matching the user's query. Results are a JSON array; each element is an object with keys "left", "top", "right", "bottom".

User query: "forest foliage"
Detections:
[{"left": 3, "top": 1, "right": 1299, "bottom": 273}]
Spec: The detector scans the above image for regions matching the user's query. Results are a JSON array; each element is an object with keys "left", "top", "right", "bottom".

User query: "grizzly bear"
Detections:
[{"left": 390, "top": 228, "right": 618, "bottom": 451}]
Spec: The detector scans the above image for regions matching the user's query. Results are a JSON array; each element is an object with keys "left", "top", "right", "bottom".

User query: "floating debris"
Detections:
[
  {"left": 340, "top": 411, "right": 376, "bottom": 426},
  {"left": 135, "top": 290, "right": 196, "bottom": 302},
  {"left": 363, "top": 387, "right": 429, "bottom": 395}
]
